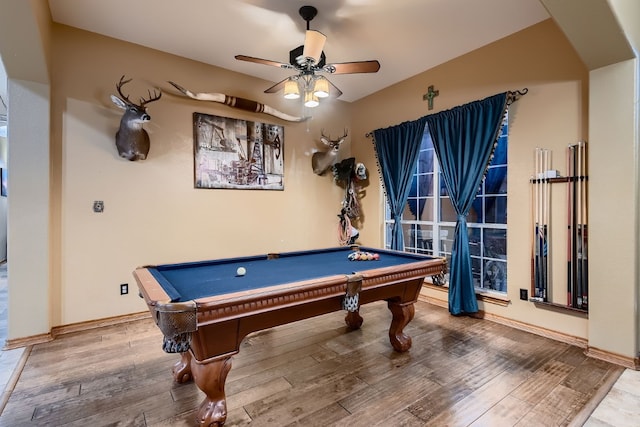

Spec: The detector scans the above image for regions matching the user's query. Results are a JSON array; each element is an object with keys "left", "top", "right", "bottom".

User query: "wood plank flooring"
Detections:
[{"left": 0, "top": 300, "right": 624, "bottom": 426}]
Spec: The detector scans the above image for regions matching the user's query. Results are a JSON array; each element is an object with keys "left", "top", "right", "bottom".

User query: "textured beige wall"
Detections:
[
  {"left": 6, "top": 78, "right": 50, "bottom": 339},
  {"left": 51, "top": 24, "right": 351, "bottom": 325},
  {"left": 0, "top": 0, "right": 52, "bottom": 341},
  {"left": 351, "top": 19, "right": 593, "bottom": 339},
  {"left": 588, "top": 59, "right": 637, "bottom": 357}
]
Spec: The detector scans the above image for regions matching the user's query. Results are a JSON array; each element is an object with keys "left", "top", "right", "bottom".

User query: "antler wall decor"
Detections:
[{"left": 168, "top": 82, "right": 307, "bottom": 123}]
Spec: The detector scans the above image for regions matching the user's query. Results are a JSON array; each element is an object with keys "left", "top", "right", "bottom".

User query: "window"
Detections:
[{"left": 384, "top": 118, "right": 508, "bottom": 293}]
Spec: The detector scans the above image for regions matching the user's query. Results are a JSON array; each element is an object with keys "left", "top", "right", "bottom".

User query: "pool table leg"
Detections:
[
  {"left": 387, "top": 300, "right": 415, "bottom": 352},
  {"left": 172, "top": 351, "right": 193, "bottom": 383},
  {"left": 191, "top": 355, "right": 232, "bottom": 427},
  {"left": 344, "top": 310, "right": 364, "bottom": 330}
]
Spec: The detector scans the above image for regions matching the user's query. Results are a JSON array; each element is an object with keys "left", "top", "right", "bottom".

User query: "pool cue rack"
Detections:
[{"left": 529, "top": 142, "right": 588, "bottom": 314}]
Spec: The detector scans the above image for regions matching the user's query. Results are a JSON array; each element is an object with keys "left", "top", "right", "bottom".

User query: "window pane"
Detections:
[
  {"left": 417, "top": 173, "right": 434, "bottom": 197},
  {"left": 485, "top": 166, "right": 507, "bottom": 194},
  {"left": 439, "top": 173, "right": 448, "bottom": 196},
  {"left": 490, "top": 123, "right": 508, "bottom": 166},
  {"left": 440, "top": 197, "right": 456, "bottom": 222},
  {"left": 440, "top": 226, "right": 456, "bottom": 255},
  {"left": 483, "top": 229, "right": 506, "bottom": 260},
  {"left": 402, "top": 223, "right": 416, "bottom": 251},
  {"left": 406, "top": 172, "right": 433, "bottom": 219},
  {"left": 384, "top": 223, "right": 392, "bottom": 249},
  {"left": 468, "top": 227, "right": 481, "bottom": 257},
  {"left": 468, "top": 197, "right": 484, "bottom": 224},
  {"left": 418, "top": 197, "right": 434, "bottom": 221},
  {"left": 485, "top": 196, "right": 507, "bottom": 224},
  {"left": 483, "top": 259, "right": 507, "bottom": 291},
  {"left": 414, "top": 225, "right": 434, "bottom": 255},
  {"left": 417, "top": 150, "right": 434, "bottom": 174},
  {"left": 404, "top": 199, "right": 418, "bottom": 220},
  {"left": 420, "top": 129, "right": 434, "bottom": 150},
  {"left": 408, "top": 179, "right": 418, "bottom": 198},
  {"left": 471, "top": 257, "right": 482, "bottom": 288}
]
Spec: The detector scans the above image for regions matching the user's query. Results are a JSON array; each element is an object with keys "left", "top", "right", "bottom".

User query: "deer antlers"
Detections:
[
  {"left": 116, "top": 75, "right": 162, "bottom": 108},
  {"left": 312, "top": 128, "right": 349, "bottom": 175},
  {"left": 320, "top": 129, "right": 348, "bottom": 148}
]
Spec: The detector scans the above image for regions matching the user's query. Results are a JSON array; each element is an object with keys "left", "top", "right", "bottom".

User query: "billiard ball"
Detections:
[{"left": 236, "top": 267, "right": 246, "bottom": 276}]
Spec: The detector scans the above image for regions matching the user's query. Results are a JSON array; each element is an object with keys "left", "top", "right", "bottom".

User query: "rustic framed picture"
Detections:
[{"left": 193, "top": 113, "right": 284, "bottom": 190}]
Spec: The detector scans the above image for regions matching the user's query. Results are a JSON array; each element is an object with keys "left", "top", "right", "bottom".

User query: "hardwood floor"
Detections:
[{"left": 0, "top": 299, "right": 628, "bottom": 426}]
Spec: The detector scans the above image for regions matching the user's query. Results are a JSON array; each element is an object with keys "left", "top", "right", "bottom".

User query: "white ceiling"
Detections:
[{"left": 48, "top": 0, "right": 550, "bottom": 103}]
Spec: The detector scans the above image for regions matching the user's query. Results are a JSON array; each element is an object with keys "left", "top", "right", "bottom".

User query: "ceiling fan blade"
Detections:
[
  {"left": 328, "top": 80, "right": 343, "bottom": 98},
  {"left": 324, "top": 60, "right": 381, "bottom": 74},
  {"left": 264, "top": 78, "right": 290, "bottom": 94},
  {"left": 235, "top": 55, "right": 294, "bottom": 70},
  {"left": 302, "top": 30, "right": 326, "bottom": 64}
]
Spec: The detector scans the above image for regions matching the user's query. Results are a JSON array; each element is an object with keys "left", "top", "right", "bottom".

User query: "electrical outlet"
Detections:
[
  {"left": 120, "top": 283, "right": 128, "bottom": 295},
  {"left": 519, "top": 289, "right": 528, "bottom": 301}
]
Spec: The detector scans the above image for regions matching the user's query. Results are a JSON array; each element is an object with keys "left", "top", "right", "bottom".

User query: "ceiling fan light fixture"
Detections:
[
  {"left": 283, "top": 79, "right": 300, "bottom": 99},
  {"left": 235, "top": 4, "right": 381, "bottom": 115},
  {"left": 302, "top": 30, "right": 326, "bottom": 64},
  {"left": 313, "top": 77, "right": 330, "bottom": 98},
  {"left": 304, "top": 92, "right": 319, "bottom": 108}
]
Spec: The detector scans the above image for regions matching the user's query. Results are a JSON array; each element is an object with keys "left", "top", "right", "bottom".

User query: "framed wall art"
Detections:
[{"left": 193, "top": 112, "right": 284, "bottom": 190}]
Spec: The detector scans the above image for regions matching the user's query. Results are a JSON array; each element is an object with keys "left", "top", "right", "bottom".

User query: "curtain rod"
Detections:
[
  {"left": 365, "top": 88, "right": 528, "bottom": 138},
  {"left": 506, "top": 88, "right": 528, "bottom": 105}
]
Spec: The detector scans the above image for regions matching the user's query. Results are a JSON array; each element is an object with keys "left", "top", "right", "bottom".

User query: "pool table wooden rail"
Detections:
[{"left": 134, "top": 258, "right": 444, "bottom": 345}]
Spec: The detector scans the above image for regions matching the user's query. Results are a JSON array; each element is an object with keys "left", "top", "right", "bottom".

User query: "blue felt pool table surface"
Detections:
[{"left": 147, "top": 246, "right": 438, "bottom": 302}]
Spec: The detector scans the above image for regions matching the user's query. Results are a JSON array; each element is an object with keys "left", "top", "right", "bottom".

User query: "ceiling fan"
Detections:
[{"left": 235, "top": 5, "right": 380, "bottom": 107}]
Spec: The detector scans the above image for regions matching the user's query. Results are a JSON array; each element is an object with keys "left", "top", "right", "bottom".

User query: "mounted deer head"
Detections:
[
  {"left": 110, "top": 75, "right": 162, "bottom": 161},
  {"left": 311, "top": 129, "right": 348, "bottom": 175}
]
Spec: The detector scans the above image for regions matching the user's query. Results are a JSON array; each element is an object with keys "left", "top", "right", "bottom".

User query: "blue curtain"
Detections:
[
  {"left": 425, "top": 93, "right": 508, "bottom": 315},
  {"left": 373, "top": 117, "right": 428, "bottom": 250}
]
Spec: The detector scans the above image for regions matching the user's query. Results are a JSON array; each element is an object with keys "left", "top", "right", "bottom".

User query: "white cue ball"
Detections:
[{"left": 236, "top": 267, "right": 246, "bottom": 276}]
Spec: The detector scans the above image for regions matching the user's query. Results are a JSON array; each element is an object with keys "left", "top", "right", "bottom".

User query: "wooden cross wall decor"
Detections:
[{"left": 422, "top": 85, "right": 440, "bottom": 110}]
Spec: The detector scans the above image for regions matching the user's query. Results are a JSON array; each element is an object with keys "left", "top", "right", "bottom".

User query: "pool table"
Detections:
[{"left": 134, "top": 246, "right": 446, "bottom": 427}]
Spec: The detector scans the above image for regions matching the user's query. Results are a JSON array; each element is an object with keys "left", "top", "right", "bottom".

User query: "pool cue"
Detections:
[
  {"left": 532, "top": 148, "right": 550, "bottom": 301},
  {"left": 567, "top": 145, "right": 574, "bottom": 307},
  {"left": 532, "top": 149, "right": 536, "bottom": 298},
  {"left": 530, "top": 161, "right": 536, "bottom": 299},
  {"left": 571, "top": 144, "right": 580, "bottom": 307},
  {"left": 542, "top": 148, "right": 550, "bottom": 301},
  {"left": 533, "top": 148, "right": 542, "bottom": 300},
  {"left": 579, "top": 141, "right": 588, "bottom": 309},
  {"left": 583, "top": 141, "right": 589, "bottom": 309},
  {"left": 539, "top": 149, "right": 548, "bottom": 301},
  {"left": 576, "top": 143, "right": 583, "bottom": 308},
  {"left": 532, "top": 149, "right": 537, "bottom": 298}
]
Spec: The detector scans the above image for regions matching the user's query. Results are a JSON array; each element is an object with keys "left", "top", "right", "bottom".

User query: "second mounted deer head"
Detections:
[
  {"left": 312, "top": 129, "right": 348, "bottom": 175},
  {"left": 110, "top": 75, "right": 162, "bottom": 161}
]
